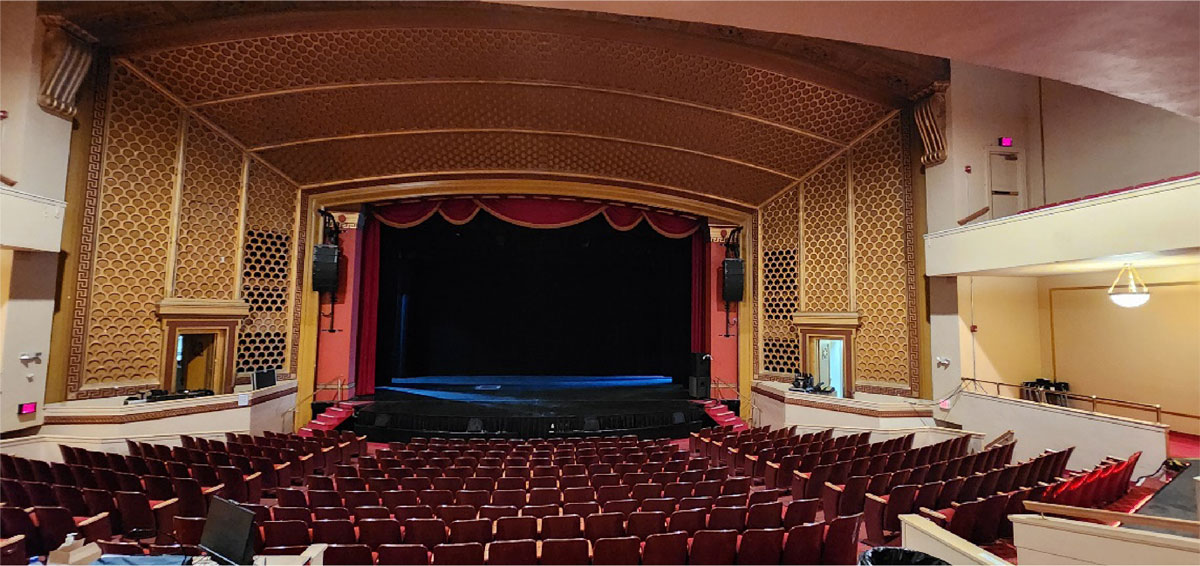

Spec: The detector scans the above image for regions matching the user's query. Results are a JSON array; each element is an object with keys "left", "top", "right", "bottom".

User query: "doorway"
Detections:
[
  {"left": 174, "top": 333, "right": 216, "bottom": 392},
  {"left": 808, "top": 336, "right": 847, "bottom": 398}
]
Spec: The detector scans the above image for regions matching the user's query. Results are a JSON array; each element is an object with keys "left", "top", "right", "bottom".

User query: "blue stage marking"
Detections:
[{"left": 388, "top": 375, "right": 672, "bottom": 389}]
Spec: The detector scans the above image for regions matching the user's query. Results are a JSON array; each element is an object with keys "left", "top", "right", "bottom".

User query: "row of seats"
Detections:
[{"left": 93, "top": 520, "right": 862, "bottom": 566}]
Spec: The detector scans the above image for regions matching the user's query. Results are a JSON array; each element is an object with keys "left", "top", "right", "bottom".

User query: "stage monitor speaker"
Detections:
[
  {"left": 722, "top": 258, "right": 744, "bottom": 302},
  {"left": 689, "top": 376, "right": 710, "bottom": 399},
  {"left": 253, "top": 369, "right": 276, "bottom": 390},
  {"left": 312, "top": 244, "right": 340, "bottom": 293}
]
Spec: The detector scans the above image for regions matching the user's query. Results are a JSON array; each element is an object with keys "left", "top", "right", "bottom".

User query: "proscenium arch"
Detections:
[{"left": 292, "top": 178, "right": 757, "bottom": 428}]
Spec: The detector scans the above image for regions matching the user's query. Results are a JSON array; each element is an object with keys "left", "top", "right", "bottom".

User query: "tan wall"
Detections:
[
  {"left": 958, "top": 276, "right": 1043, "bottom": 385},
  {"left": 1038, "top": 265, "right": 1200, "bottom": 435},
  {"left": 1011, "top": 514, "right": 1200, "bottom": 565}
]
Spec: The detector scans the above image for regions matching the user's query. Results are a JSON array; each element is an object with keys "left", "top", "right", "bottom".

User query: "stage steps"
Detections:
[
  {"left": 298, "top": 402, "right": 361, "bottom": 437},
  {"left": 699, "top": 399, "right": 748, "bottom": 431}
]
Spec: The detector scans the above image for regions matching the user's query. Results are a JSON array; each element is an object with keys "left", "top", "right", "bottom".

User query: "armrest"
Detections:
[
  {"left": 298, "top": 453, "right": 313, "bottom": 461},
  {"left": 244, "top": 471, "right": 262, "bottom": 482},
  {"left": 77, "top": 511, "right": 113, "bottom": 541},
  {"left": 765, "top": 461, "right": 780, "bottom": 470},
  {"left": 825, "top": 482, "right": 843, "bottom": 493},
  {"left": 77, "top": 511, "right": 109, "bottom": 527},
  {"left": 918, "top": 507, "right": 947, "bottom": 521},
  {"left": 274, "top": 461, "right": 292, "bottom": 471},
  {"left": 202, "top": 483, "right": 225, "bottom": 495},
  {"left": 949, "top": 501, "right": 962, "bottom": 508},
  {"left": 794, "top": 471, "right": 811, "bottom": 480},
  {"left": 865, "top": 493, "right": 887, "bottom": 505},
  {"left": 152, "top": 497, "right": 179, "bottom": 511},
  {"left": 745, "top": 454, "right": 758, "bottom": 462}
]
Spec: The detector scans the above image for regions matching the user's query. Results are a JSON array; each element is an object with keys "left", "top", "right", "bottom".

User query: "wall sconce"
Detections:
[{"left": 1107, "top": 263, "right": 1150, "bottom": 308}]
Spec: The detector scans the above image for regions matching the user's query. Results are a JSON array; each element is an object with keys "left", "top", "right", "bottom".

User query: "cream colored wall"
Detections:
[
  {"left": 0, "top": 3, "right": 76, "bottom": 433},
  {"left": 959, "top": 276, "right": 1044, "bottom": 386},
  {"left": 948, "top": 391, "right": 1167, "bottom": 477},
  {"left": 1038, "top": 264, "right": 1200, "bottom": 435},
  {"left": 900, "top": 515, "right": 1010, "bottom": 565},
  {"left": 1042, "top": 80, "right": 1200, "bottom": 204},
  {"left": 1011, "top": 514, "right": 1200, "bottom": 565}
]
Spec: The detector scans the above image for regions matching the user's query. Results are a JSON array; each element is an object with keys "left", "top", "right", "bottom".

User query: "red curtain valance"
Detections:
[{"left": 373, "top": 196, "right": 701, "bottom": 238}]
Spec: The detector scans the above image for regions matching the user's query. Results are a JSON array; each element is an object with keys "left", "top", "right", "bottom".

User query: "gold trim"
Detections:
[
  {"left": 233, "top": 156, "right": 250, "bottom": 298},
  {"left": 299, "top": 170, "right": 771, "bottom": 209},
  {"left": 114, "top": 59, "right": 301, "bottom": 187},
  {"left": 305, "top": 178, "right": 753, "bottom": 224},
  {"left": 254, "top": 128, "right": 799, "bottom": 180},
  {"left": 164, "top": 115, "right": 188, "bottom": 297},
  {"left": 759, "top": 109, "right": 901, "bottom": 205}
]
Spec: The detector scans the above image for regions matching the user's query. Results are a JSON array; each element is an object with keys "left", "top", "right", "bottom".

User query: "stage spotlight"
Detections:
[{"left": 468, "top": 418, "right": 483, "bottom": 433}]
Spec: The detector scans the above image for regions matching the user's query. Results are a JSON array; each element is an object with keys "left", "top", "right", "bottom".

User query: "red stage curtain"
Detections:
[
  {"left": 690, "top": 222, "right": 710, "bottom": 354},
  {"left": 373, "top": 196, "right": 700, "bottom": 238},
  {"left": 354, "top": 213, "right": 381, "bottom": 396}
]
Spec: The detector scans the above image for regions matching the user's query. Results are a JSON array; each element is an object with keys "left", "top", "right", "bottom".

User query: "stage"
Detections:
[{"left": 353, "top": 375, "right": 713, "bottom": 441}]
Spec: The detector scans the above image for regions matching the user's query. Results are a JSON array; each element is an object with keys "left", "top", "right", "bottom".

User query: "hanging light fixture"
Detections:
[{"left": 1107, "top": 263, "right": 1150, "bottom": 308}]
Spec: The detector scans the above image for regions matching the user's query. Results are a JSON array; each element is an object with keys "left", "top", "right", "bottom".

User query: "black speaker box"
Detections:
[
  {"left": 312, "top": 244, "right": 340, "bottom": 293},
  {"left": 689, "top": 376, "right": 711, "bottom": 399},
  {"left": 691, "top": 353, "right": 711, "bottom": 379},
  {"left": 722, "top": 258, "right": 744, "bottom": 302}
]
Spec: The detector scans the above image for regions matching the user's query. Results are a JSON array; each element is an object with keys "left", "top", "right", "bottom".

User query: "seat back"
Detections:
[
  {"left": 642, "top": 531, "right": 688, "bottom": 565},
  {"left": 540, "top": 538, "right": 590, "bottom": 565},
  {"left": 592, "top": 536, "right": 641, "bottom": 565},
  {"left": 323, "top": 544, "right": 374, "bottom": 566},
  {"left": 782, "top": 522, "right": 823, "bottom": 565},
  {"left": 688, "top": 529, "right": 738, "bottom": 565},
  {"left": 485, "top": 539, "right": 536, "bottom": 565},
  {"left": 737, "top": 528, "right": 785, "bottom": 565},
  {"left": 821, "top": 512, "right": 864, "bottom": 565}
]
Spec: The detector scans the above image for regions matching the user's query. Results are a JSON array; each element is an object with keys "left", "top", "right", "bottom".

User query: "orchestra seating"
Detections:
[{"left": 0, "top": 424, "right": 1141, "bottom": 565}]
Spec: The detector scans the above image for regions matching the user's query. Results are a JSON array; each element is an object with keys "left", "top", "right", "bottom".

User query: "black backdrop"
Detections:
[{"left": 376, "top": 213, "right": 692, "bottom": 382}]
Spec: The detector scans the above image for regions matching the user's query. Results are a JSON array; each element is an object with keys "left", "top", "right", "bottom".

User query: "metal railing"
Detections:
[
  {"left": 960, "top": 377, "right": 1199, "bottom": 428},
  {"left": 284, "top": 378, "right": 348, "bottom": 427}
]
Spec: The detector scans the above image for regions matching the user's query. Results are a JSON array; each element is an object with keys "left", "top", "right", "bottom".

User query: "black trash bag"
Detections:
[{"left": 858, "top": 546, "right": 950, "bottom": 565}]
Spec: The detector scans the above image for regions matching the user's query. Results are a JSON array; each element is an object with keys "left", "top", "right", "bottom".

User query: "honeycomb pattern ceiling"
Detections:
[{"left": 49, "top": 1, "right": 947, "bottom": 207}]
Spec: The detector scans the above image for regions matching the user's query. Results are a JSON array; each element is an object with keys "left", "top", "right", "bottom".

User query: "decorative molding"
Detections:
[
  {"left": 751, "top": 383, "right": 932, "bottom": 418},
  {"left": 38, "top": 19, "right": 95, "bottom": 119},
  {"left": 43, "top": 383, "right": 296, "bottom": 425},
  {"left": 157, "top": 298, "right": 251, "bottom": 317},
  {"left": 792, "top": 311, "right": 861, "bottom": 328},
  {"left": 912, "top": 81, "right": 948, "bottom": 166}
]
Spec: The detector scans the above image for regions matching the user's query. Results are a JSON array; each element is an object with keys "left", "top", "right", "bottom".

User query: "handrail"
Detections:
[
  {"left": 1024, "top": 501, "right": 1200, "bottom": 536},
  {"left": 960, "top": 377, "right": 1200, "bottom": 426},
  {"left": 284, "top": 378, "right": 347, "bottom": 423},
  {"left": 957, "top": 206, "right": 990, "bottom": 226}
]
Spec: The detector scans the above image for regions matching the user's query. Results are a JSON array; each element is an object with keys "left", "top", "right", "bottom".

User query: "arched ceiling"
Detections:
[{"left": 45, "top": 1, "right": 949, "bottom": 209}]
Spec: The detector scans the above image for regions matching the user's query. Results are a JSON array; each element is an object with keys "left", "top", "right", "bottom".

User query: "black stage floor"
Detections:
[
  {"left": 1130, "top": 459, "right": 1198, "bottom": 536},
  {"left": 353, "top": 376, "right": 711, "bottom": 441}
]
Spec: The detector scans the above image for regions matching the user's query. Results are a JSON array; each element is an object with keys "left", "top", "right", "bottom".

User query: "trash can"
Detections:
[{"left": 859, "top": 546, "right": 950, "bottom": 565}]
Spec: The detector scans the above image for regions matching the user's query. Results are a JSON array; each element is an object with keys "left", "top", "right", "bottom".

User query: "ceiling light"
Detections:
[{"left": 1108, "top": 263, "right": 1150, "bottom": 308}]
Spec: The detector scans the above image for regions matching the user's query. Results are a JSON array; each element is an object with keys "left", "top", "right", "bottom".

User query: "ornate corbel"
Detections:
[
  {"left": 912, "top": 81, "right": 949, "bottom": 166},
  {"left": 37, "top": 17, "right": 96, "bottom": 120}
]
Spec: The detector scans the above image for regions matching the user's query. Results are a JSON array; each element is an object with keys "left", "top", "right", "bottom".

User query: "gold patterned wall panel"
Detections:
[
  {"left": 173, "top": 119, "right": 243, "bottom": 300},
  {"left": 237, "top": 161, "right": 298, "bottom": 374},
  {"left": 802, "top": 156, "right": 851, "bottom": 312},
  {"left": 199, "top": 83, "right": 842, "bottom": 178},
  {"left": 129, "top": 28, "right": 890, "bottom": 144},
  {"left": 259, "top": 131, "right": 791, "bottom": 204},
  {"left": 77, "top": 64, "right": 182, "bottom": 396},
  {"left": 757, "top": 187, "right": 801, "bottom": 375},
  {"left": 851, "top": 116, "right": 918, "bottom": 395}
]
